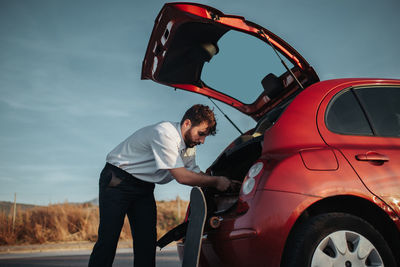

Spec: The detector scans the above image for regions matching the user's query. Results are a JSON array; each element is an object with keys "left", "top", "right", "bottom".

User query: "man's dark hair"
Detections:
[{"left": 181, "top": 104, "right": 217, "bottom": 135}]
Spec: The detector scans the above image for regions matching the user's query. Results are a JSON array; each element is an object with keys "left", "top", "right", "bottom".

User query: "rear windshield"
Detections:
[{"left": 201, "top": 30, "right": 293, "bottom": 104}]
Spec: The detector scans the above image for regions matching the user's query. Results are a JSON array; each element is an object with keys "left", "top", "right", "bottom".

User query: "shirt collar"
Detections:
[{"left": 173, "top": 122, "right": 186, "bottom": 152}]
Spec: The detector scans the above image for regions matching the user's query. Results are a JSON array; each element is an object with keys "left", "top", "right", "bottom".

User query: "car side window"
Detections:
[
  {"left": 325, "top": 89, "right": 373, "bottom": 136},
  {"left": 354, "top": 87, "right": 400, "bottom": 137}
]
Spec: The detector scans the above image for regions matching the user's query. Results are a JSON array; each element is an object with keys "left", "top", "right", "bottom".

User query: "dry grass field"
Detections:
[{"left": 0, "top": 199, "right": 188, "bottom": 246}]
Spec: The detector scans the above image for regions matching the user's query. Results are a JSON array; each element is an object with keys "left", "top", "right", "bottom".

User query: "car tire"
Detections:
[{"left": 281, "top": 212, "right": 396, "bottom": 267}]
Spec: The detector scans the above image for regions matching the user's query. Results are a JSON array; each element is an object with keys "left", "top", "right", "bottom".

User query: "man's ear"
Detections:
[
  {"left": 181, "top": 119, "right": 192, "bottom": 135},
  {"left": 183, "top": 119, "right": 192, "bottom": 128}
]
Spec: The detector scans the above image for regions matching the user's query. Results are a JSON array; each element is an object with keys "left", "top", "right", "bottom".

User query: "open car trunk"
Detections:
[
  {"left": 157, "top": 133, "right": 263, "bottom": 248},
  {"left": 203, "top": 134, "right": 263, "bottom": 214}
]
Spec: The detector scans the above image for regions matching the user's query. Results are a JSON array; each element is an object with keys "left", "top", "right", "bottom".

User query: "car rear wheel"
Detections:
[{"left": 282, "top": 212, "right": 396, "bottom": 267}]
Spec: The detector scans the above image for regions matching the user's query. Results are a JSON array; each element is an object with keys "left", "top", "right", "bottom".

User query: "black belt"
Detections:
[{"left": 104, "top": 162, "right": 154, "bottom": 188}]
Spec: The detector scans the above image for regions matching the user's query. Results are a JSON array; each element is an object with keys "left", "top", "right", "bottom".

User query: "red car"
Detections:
[{"left": 142, "top": 3, "right": 400, "bottom": 266}]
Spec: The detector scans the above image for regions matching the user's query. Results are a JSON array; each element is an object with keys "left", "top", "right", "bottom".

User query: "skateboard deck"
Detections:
[{"left": 182, "top": 186, "right": 207, "bottom": 267}]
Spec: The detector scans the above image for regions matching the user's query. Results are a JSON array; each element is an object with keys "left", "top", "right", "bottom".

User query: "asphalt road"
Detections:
[{"left": 0, "top": 247, "right": 180, "bottom": 267}]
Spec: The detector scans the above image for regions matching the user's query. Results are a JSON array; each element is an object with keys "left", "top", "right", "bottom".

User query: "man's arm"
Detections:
[{"left": 169, "top": 167, "right": 231, "bottom": 191}]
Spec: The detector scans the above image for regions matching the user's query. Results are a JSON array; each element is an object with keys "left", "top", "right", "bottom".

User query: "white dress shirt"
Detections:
[{"left": 106, "top": 121, "right": 200, "bottom": 184}]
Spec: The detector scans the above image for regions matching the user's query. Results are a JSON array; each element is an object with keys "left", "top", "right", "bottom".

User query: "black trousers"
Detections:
[{"left": 88, "top": 163, "right": 156, "bottom": 267}]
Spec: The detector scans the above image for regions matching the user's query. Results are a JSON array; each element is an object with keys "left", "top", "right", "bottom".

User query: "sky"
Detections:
[{"left": 0, "top": 0, "right": 399, "bottom": 205}]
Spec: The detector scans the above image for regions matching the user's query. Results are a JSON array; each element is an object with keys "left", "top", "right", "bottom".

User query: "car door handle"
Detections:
[{"left": 355, "top": 151, "right": 389, "bottom": 162}]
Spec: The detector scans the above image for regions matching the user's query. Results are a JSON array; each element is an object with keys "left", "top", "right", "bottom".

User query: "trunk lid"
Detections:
[{"left": 142, "top": 2, "right": 319, "bottom": 120}]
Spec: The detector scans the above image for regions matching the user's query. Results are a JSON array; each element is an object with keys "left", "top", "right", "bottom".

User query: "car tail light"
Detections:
[
  {"left": 241, "top": 162, "right": 264, "bottom": 196},
  {"left": 242, "top": 162, "right": 264, "bottom": 195},
  {"left": 235, "top": 161, "right": 266, "bottom": 214},
  {"left": 242, "top": 177, "right": 256, "bottom": 195}
]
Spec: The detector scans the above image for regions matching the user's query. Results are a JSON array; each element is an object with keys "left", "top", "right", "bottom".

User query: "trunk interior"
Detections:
[
  {"left": 202, "top": 99, "right": 291, "bottom": 225},
  {"left": 203, "top": 134, "right": 263, "bottom": 217}
]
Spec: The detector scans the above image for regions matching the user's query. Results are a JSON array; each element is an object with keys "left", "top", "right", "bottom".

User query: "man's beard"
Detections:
[{"left": 184, "top": 129, "right": 200, "bottom": 148}]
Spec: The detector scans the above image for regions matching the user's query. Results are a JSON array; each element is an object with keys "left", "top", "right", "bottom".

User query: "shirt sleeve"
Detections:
[{"left": 151, "top": 128, "right": 185, "bottom": 170}]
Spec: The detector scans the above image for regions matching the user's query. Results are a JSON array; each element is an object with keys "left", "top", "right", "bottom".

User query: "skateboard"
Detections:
[{"left": 182, "top": 186, "right": 207, "bottom": 267}]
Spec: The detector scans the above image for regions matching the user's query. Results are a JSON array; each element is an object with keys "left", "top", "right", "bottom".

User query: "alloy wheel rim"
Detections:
[{"left": 311, "top": 230, "right": 384, "bottom": 267}]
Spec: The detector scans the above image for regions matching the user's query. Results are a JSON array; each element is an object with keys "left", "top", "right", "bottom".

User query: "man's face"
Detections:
[{"left": 184, "top": 121, "right": 210, "bottom": 148}]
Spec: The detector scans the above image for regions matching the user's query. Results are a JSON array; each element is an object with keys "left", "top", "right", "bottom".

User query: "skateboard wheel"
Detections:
[{"left": 209, "top": 216, "right": 221, "bottom": 228}]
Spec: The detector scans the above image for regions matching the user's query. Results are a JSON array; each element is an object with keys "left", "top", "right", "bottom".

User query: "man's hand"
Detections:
[
  {"left": 215, "top": 176, "right": 231, "bottom": 191},
  {"left": 229, "top": 180, "right": 242, "bottom": 191},
  {"left": 170, "top": 168, "right": 232, "bottom": 191}
]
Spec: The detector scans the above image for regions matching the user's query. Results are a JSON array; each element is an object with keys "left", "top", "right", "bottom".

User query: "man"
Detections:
[{"left": 88, "top": 104, "right": 231, "bottom": 267}]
